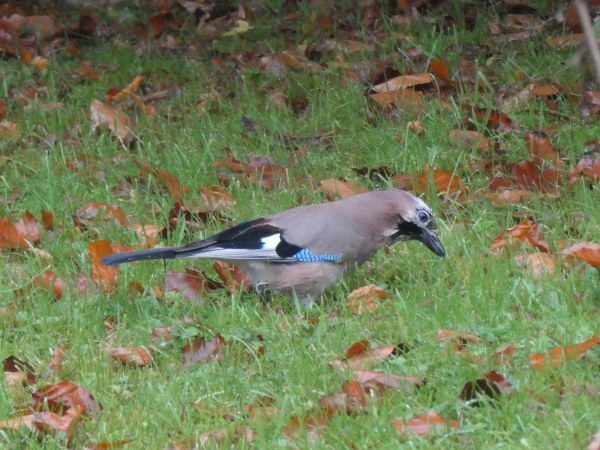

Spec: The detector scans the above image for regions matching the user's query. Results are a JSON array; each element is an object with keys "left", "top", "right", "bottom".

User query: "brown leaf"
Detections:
[
  {"left": 32, "top": 271, "right": 67, "bottom": 300},
  {"left": 514, "top": 253, "right": 556, "bottom": 278},
  {"left": 197, "top": 425, "right": 256, "bottom": 446},
  {"left": 318, "top": 179, "right": 366, "bottom": 199},
  {"left": 353, "top": 369, "right": 423, "bottom": 394},
  {"left": 0, "top": 211, "right": 42, "bottom": 249},
  {"left": 73, "top": 203, "right": 130, "bottom": 228},
  {"left": 459, "top": 371, "right": 512, "bottom": 406},
  {"left": 546, "top": 34, "right": 582, "bottom": 48},
  {"left": 41, "top": 209, "right": 53, "bottom": 229},
  {"left": 524, "top": 131, "right": 564, "bottom": 169},
  {"left": 31, "top": 381, "right": 102, "bottom": 417},
  {"left": 3, "top": 356, "right": 36, "bottom": 385},
  {"left": 486, "top": 189, "right": 533, "bottom": 205},
  {"left": 392, "top": 411, "right": 458, "bottom": 437},
  {"left": 157, "top": 170, "right": 185, "bottom": 203},
  {"left": 200, "top": 186, "right": 236, "bottom": 209},
  {"left": 463, "top": 105, "right": 519, "bottom": 134},
  {"left": 212, "top": 261, "right": 250, "bottom": 291},
  {"left": 436, "top": 329, "right": 484, "bottom": 356},
  {"left": 165, "top": 268, "right": 224, "bottom": 300},
  {"left": 83, "top": 440, "right": 133, "bottom": 450},
  {"left": 346, "top": 285, "right": 388, "bottom": 314},
  {"left": 0, "top": 120, "right": 19, "bottom": 139},
  {"left": 561, "top": 242, "right": 600, "bottom": 269},
  {"left": 407, "top": 121, "right": 425, "bottom": 136},
  {"left": 492, "top": 343, "right": 515, "bottom": 365},
  {"left": 372, "top": 73, "right": 433, "bottom": 93},
  {"left": 90, "top": 99, "right": 135, "bottom": 144},
  {"left": 46, "top": 343, "right": 67, "bottom": 378},
  {"left": 330, "top": 343, "right": 396, "bottom": 371},
  {"left": 283, "top": 413, "right": 328, "bottom": 443},
  {"left": 31, "top": 406, "right": 83, "bottom": 441},
  {"left": 530, "top": 334, "right": 600, "bottom": 371},
  {"left": 569, "top": 151, "right": 600, "bottom": 182},
  {"left": 368, "top": 89, "right": 424, "bottom": 115},
  {"left": 0, "top": 414, "right": 36, "bottom": 434},
  {"left": 87, "top": 240, "right": 119, "bottom": 293},
  {"left": 182, "top": 335, "right": 225, "bottom": 368},
  {"left": 108, "top": 347, "right": 153, "bottom": 367},
  {"left": 449, "top": 129, "right": 492, "bottom": 152},
  {"left": 491, "top": 222, "right": 550, "bottom": 253}
]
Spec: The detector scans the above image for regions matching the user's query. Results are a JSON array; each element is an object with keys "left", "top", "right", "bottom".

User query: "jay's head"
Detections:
[{"left": 385, "top": 190, "right": 445, "bottom": 257}]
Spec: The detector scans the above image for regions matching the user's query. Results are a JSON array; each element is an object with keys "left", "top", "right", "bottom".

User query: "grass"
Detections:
[{"left": 1, "top": 1, "right": 600, "bottom": 449}]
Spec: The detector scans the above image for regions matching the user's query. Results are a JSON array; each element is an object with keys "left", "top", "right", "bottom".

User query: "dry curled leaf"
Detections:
[
  {"left": 108, "top": 347, "right": 153, "bottom": 367},
  {"left": 346, "top": 285, "right": 388, "bottom": 314},
  {"left": 514, "top": 253, "right": 555, "bottom": 278},
  {"left": 392, "top": 411, "right": 458, "bottom": 437},
  {"left": 318, "top": 179, "right": 366, "bottom": 199},
  {"left": 182, "top": 335, "right": 225, "bottom": 368},
  {"left": 90, "top": 99, "right": 135, "bottom": 144},
  {"left": 561, "top": 242, "right": 600, "bottom": 269},
  {"left": 530, "top": 334, "right": 600, "bottom": 371}
]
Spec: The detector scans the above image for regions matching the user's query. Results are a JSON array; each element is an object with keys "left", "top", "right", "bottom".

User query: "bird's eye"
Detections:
[{"left": 417, "top": 210, "right": 430, "bottom": 223}]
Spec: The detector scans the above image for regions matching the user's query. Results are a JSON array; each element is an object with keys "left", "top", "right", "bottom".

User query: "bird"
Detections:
[{"left": 101, "top": 189, "right": 445, "bottom": 305}]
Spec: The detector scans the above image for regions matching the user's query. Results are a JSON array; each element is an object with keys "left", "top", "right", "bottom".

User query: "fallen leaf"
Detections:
[
  {"left": 561, "top": 242, "right": 600, "bottom": 269},
  {"left": 530, "top": 334, "right": 600, "bottom": 371},
  {"left": 524, "top": 131, "right": 564, "bottom": 169},
  {"left": 353, "top": 369, "right": 423, "bottom": 394},
  {"left": 3, "top": 356, "right": 36, "bottom": 385},
  {"left": 46, "top": 343, "right": 67, "bottom": 378},
  {"left": 589, "top": 426, "right": 600, "bottom": 450},
  {"left": 569, "top": 151, "right": 600, "bottom": 182},
  {"left": 200, "top": 186, "right": 236, "bottom": 209},
  {"left": 514, "top": 253, "right": 556, "bottom": 278},
  {"left": 32, "top": 271, "right": 67, "bottom": 300},
  {"left": 165, "top": 268, "right": 224, "bottom": 300},
  {"left": 0, "top": 120, "right": 19, "bottom": 139},
  {"left": 31, "top": 381, "right": 102, "bottom": 417},
  {"left": 491, "top": 222, "right": 550, "bottom": 253},
  {"left": 87, "top": 240, "right": 118, "bottom": 293},
  {"left": 0, "top": 211, "right": 42, "bottom": 249},
  {"left": 317, "top": 380, "right": 367, "bottom": 415},
  {"left": 346, "top": 285, "right": 388, "bottom": 314},
  {"left": 459, "top": 371, "right": 512, "bottom": 406},
  {"left": 546, "top": 34, "right": 582, "bottom": 48},
  {"left": 318, "top": 179, "right": 366, "bottom": 199},
  {"left": 449, "top": 129, "right": 492, "bottom": 152},
  {"left": 330, "top": 342, "right": 397, "bottom": 371},
  {"left": 492, "top": 343, "right": 515, "bottom": 365},
  {"left": 407, "top": 121, "right": 425, "bottom": 136},
  {"left": 108, "top": 347, "right": 153, "bottom": 367},
  {"left": 372, "top": 73, "right": 433, "bottom": 93},
  {"left": 90, "top": 99, "right": 135, "bottom": 144},
  {"left": 392, "top": 411, "right": 458, "bottom": 437},
  {"left": 183, "top": 335, "right": 225, "bottom": 368},
  {"left": 212, "top": 261, "right": 250, "bottom": 291},
  {"left": 73, "top": 203, "right": 130, "bottom": 228}
]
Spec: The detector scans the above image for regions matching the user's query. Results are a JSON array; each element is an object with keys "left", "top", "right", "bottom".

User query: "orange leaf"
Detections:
[
  {"left": 524, "top": 131, "right": 564, "bottom": 169},
  {"left": 561, "top": 242, "right": 600, "bottom": 269},
  {"left": 108, "top": 347, "right": 153, "bottom": 367},
  {"left": 90, "top": 99, "right": 135, "bottom": 144},
  {"left": 87, "top": 240, "right": 118, "bottom": 293},
  {"left": 346, "top": 285, "right": 388, "bottom": 314},
  {"left": 491, "top": 221, "right": 550, "bottom": 253},
  {"left": 318, "top": 179, "right": 366, "bottom": 199},
  {"left": 32, "top": 271, "right": 66, "bottom": 300},
  {"left": 200, "top": 186, "right": 236, "bottom": 209},
  {"left": 392, "top": 411, "right": 458, "bottom": 437},
  {"left": 372, "top": 73, "right": 433, "bottom": 93},
  {"left": 530, "top": 334, "right": 600, "bottom": 371}
]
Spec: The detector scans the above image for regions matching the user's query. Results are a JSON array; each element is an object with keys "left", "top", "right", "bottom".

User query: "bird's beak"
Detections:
[{"left": 417, "top": 229, "right": 445, "bottom": 257}]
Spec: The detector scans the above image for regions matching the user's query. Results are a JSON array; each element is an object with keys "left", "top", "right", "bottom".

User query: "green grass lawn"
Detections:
[{"left": 1, "top": 1, "right": 600, "bottom": 449}]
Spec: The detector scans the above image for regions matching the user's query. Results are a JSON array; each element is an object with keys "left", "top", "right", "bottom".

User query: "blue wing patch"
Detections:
[{"left": 293, "top": 248, "right": 341, "bottom": 262}]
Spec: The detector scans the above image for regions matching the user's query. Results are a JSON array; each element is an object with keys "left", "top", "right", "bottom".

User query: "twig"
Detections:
[{"left": 575, "top": 0, "right": 600, "bottom": 86}]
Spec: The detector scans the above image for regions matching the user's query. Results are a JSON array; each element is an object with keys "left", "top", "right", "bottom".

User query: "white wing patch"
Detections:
[{"left": 260, "top": 233, "right": 282, "bottom": 250}]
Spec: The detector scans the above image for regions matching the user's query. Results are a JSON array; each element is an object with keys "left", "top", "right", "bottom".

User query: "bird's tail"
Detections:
[{"left": 101, "top": 246, "right": 184, "bottom": 266}]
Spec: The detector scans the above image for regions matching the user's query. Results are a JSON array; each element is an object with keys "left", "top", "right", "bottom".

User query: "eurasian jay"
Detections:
[{"left": 101, "top": 189, "right": 445, "bottom": 304}]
